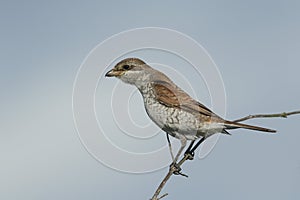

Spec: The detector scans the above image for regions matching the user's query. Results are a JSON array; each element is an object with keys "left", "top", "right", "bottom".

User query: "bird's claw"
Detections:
[
  {"left": 169, "top": 163, "right": 188, "bottom": 177},
  {"left": 184, "top": 151, "right": 194, "bottom": 160},
  {"left": 170, "top": 162, "right": 181, "bottom": 173},
  {"left": 177, "top": 171, "right": 188, "bottom": 178}
]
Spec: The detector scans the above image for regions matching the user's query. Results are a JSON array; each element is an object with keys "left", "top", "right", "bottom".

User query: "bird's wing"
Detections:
[
  {"left": 152, "top": 80, "right": 219, "bottom": 118},
  {"left": 151, "top": 81, "right": 276, "bottom": 133}
]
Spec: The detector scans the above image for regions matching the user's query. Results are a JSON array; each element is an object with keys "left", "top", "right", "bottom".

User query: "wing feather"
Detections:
[
  {"left": 152, "top": 80, "right": 219, "bottom": 119},
  {"left": 151, "top": 80, "right": 275, "bottom": 133}
]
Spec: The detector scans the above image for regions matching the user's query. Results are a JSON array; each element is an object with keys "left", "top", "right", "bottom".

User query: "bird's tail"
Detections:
[{"left": 224, "top": 120, "right": 276, "bottom": 133}]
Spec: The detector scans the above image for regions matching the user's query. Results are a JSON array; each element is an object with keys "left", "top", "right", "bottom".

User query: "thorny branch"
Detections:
[{"left": 150, "top": 110, "right": 300, "bottom": 200}]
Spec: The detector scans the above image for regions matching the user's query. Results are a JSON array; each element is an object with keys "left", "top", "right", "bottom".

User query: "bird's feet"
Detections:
[
  {"left": 184, "top": 151, "right": 194, "bottom": 160},
  {"left": 169, "top": 162, "right": 181, "bottom": 174},
  {"left": 169, "top": 162, "right": 188, "bottom": 177}
]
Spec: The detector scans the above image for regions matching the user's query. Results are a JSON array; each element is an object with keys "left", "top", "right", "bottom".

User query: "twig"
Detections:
[
  {"left": 150, "top": 110, "right": 300, "bottom": 200},
  {"left": 150, "top": 154, "right": 192, "bottom": 200},
  {"left": 233, "top": 110, "right": 300, "bottom": 122}
]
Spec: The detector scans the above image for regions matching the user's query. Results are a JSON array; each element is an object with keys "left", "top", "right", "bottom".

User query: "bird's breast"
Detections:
[{"left": 143, "top": 96, "right": 205, "bottom": 139}]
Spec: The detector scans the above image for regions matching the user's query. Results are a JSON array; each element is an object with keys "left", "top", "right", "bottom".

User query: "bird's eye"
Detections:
[{"left": 123, "top": 65, "right": 130, "bottom": 70}]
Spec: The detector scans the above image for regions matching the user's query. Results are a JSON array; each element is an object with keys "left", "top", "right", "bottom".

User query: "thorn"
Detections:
[{"left": 282, "top": 112, "right": 288, "bottom": 118}]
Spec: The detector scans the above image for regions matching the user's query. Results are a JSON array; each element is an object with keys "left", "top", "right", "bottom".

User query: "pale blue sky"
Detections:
[{"left": 1, "top": 1, "right": 299, "bottom": 200}]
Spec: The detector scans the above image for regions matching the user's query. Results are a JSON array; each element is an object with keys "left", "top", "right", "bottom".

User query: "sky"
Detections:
[{"left": 1, "top": 1, "right": 300, "bottom": 200}]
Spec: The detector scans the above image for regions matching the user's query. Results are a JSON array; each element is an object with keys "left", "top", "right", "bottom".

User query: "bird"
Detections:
[{"left": 105, "top": 58, "right": 276, "bottom": 172}]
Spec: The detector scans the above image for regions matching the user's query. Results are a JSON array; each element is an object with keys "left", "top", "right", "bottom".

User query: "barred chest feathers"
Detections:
[{"left": 138, "top": 83, "right": 202, "bottom": 140}]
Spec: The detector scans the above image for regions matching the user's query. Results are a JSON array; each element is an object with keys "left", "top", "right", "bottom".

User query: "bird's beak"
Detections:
[{"left": 105, "top": 69, "right": 123, "bottom": 77}]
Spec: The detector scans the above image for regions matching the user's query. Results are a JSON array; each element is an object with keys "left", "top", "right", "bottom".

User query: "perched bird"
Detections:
[{"left": 105, "top": 58, "right": 276, "bottom": 170}]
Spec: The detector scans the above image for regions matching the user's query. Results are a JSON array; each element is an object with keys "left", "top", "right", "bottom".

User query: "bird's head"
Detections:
[{"left": 105, "top": 58, "right": 153, "bottom": 86}]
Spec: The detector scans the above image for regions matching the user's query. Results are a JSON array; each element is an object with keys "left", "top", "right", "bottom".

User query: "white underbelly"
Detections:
[{"left": 144, "top": 101, "right": 224, "bottom": 140}]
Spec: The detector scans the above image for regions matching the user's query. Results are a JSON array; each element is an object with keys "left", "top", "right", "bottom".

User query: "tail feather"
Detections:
[{"left": 224, "top": 120, "right": 276, "bottom": 133}]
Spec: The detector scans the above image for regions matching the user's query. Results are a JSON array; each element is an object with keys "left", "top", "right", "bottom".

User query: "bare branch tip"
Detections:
[
  {"left": 150, "top": 193, "right": 169, "bottom": 200},
  {"left": 157, "top": 193, "right": 168, "bottom": 200}
]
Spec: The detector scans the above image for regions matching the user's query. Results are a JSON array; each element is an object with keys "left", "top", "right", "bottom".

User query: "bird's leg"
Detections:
[
  {"left": 174, "top": 136, "right": 187, "bottom": 163},
  {"left": 165, "top": 133, "right": 175, "bottom": 162},
  {"left": 184, "top": 140, "right": 195, "bottom": 160},
  {"left": 169, "top": 136, "right": 187, "bottom": 176},
  {"left": 165, "top": 133, "right": 186, "bottom": 176},
  {"left": 184, "top": 137, "right": 206, "bottom": 160}
]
